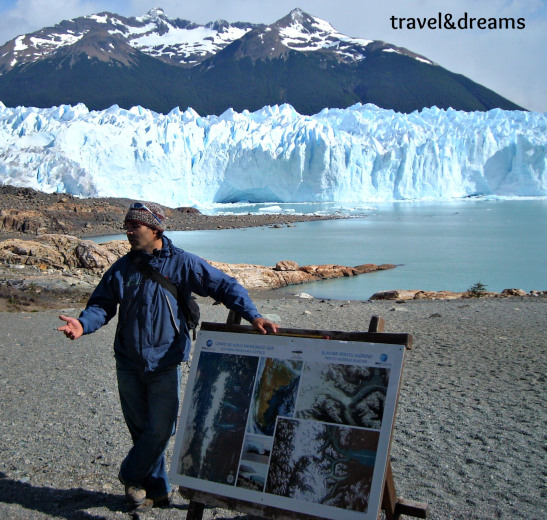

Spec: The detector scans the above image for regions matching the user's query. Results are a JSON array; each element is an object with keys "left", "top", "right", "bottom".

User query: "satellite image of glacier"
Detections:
[
  {"left": 296, "top": 363, "right": 390, "bottom": 429},
  {"left": 176, "top": 352, "right": 259, "bottom": 484},
  {"left": 265, "top": 418, "right": 380, "bottom": 512}
]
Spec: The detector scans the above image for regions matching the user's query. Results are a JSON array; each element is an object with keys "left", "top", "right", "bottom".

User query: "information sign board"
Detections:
[{"left": 170, "top": 331, "right": 405, "bottom": 520}]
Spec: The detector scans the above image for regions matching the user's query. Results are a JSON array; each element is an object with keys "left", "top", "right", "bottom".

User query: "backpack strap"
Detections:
[
  {"left": 131, "top": 254, "right": 199, "bottom": 339},
  {"left": 132, "top": 254, "right": 179, "bottom": 298}
]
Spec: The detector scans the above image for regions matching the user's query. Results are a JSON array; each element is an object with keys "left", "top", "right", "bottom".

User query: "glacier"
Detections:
[{"left": 0, "top": 101, "right": 545, "bottom": 208}]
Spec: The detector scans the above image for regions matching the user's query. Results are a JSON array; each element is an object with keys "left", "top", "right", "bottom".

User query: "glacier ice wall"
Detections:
[{"left": 0, "top": 101, "right": 545, "bottom": 207}]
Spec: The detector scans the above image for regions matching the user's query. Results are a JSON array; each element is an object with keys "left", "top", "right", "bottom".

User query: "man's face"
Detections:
[{"left": 125, "top": 221, "right": 160, "bottom": 253}]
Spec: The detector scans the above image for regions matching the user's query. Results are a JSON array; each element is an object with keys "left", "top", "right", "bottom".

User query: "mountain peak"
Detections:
[
  {"left": 0, "top": 8, "right": 258, "bottom": 73},
  {"left": 148, "top": 7, "right": 166, "bottom": 19},
  {"left": 289, "top": 8, "right": 305, "bottom": 20},
  {"left": 234, "top": 9, "right": 371, "bottom": 63},
  {"left": 275, "top": 8, "right": 332, "bottom": 32},
  {"left": 139, "top": 6, "right": 168, "bottom": 24}
]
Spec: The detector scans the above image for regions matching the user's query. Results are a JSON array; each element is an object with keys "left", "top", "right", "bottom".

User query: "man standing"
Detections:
[{"left": 58, "top": 202, "right": 278, "bottom": 512}]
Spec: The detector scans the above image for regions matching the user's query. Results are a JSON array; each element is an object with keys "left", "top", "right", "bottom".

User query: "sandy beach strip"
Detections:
[{"left": 0, "top": 295, "right": 545, "bottom": 519}]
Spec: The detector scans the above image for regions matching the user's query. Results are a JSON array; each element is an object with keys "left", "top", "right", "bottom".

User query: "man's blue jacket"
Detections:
[{"left": 78, "top": 236, "right": 261, "bottom": 372}]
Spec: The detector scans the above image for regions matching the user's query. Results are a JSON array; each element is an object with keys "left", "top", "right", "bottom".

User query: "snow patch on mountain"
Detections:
[
  {"left": 131, "top": 23, "right": 250, "bottom": 63},
  {"left": 278, "top": 9, "right": 373, "bottom": 58},
  {"left": 0, "top": 102, "right": 544, "bottom": 207}
]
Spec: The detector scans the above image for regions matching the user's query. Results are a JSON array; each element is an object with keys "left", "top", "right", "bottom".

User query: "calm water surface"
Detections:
[{"left": 97, "top": 200, "right": 546, "bottom": 300}]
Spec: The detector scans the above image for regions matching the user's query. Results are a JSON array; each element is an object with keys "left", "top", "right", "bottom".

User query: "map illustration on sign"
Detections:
[
  {"left": 170, "top": 331, "right": 405, "bottom": 520},
  {"left": 248, "top": 357, "right": 303, "bottom": 436}
]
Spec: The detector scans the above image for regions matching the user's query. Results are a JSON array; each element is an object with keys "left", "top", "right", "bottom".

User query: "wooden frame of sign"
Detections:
[{"left": 177, "top": 313, "right": 428, "bottom": 520}]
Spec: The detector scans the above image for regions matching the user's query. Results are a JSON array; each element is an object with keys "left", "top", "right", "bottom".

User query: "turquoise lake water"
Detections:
[{"left": 97, "top": 199, "right": 546, "bottom": 301}]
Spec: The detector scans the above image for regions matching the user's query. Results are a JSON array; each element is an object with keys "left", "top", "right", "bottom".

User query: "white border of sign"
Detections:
[{"left": 170, "top": 331, "right": 405, "bottom": 520}]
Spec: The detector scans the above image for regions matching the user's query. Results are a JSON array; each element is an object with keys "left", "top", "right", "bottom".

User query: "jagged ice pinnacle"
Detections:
[{"left": 0, "top": 102, "right": 545, "bottom": 207}]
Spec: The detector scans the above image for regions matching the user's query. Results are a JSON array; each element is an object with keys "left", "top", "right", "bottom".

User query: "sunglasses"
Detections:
[{"left": 129, "top": 203, "right": 162, "bottom": 225}]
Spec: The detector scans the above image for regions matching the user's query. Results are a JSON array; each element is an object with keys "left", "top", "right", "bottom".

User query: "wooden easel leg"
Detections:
[
  {"left": 368, "top": 315, "right": 386, "bottom": 333},
  {"left": 381, "top": 460, "right": 399, "bottom": 520},
  {"left": 373, "top": 314, "right": 427, "bottom": 519},
  {"left": 226, "top": 309, "right": 242, "bottom": 325},
  {"left": 186, "top": 500, "right": 205, "bottom": 520},
  {"left": 381, "top": 460, "right": 429, "bottom": 519}
]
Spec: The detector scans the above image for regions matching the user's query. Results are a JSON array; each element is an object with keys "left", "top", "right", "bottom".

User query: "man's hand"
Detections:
[
  {"left": 252, "top": 317, "right": 279, "bottom": 335},
  {"left": 57, "top": 315, "right": 84, "bottom": 340}
]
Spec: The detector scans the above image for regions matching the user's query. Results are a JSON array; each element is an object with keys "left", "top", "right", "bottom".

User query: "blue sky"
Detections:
[{"left": 0, "top": 0, "right": 545, "bottom": 112}]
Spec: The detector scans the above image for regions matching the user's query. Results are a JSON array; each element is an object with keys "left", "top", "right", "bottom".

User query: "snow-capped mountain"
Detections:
[
  {"left": 0, "top": 102, "right": 544, "bottom": 207},
  {"left": 0, "top": 8, "right": 428, "bottom": 72},
  {"left": 0, "top": 7, "right": 258, "bottom": 72},
  {"left": 207, "top": 9, "right": 432, "bottom": 65},
  {"left": 0, "top": 8, "right": 522, "bottom": 115}
]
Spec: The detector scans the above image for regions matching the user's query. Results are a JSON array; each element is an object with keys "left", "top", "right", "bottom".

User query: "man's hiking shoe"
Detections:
[
  {"left": 133, "top": 490, "right": 175, "bottom": 513},
  {"left": 125, "top": 485, "right": 146, "bottom": 506}
]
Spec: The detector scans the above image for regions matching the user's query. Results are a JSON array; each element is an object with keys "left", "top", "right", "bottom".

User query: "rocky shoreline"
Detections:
[
  {"left": 0, "top": 185, "right": 348, "bottom": 310},
  {"left": 1, "top": 230, "right": 543, "bottom": 313},
  {"left": 0, "top": 185, "right": 338, "bottom": 239},
  {"left": 1, "top": 186, "right": 544, "bottom": 310},
  {"left": 0, "top": 232, "right": 399, "bottom": 311}
]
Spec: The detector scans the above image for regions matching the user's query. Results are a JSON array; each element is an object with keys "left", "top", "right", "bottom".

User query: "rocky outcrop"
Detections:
[
  {"left": 369, "top": 288, "right": 544, "bottom": 301},
  {"left": 370, "top": 290, "right": 464, "bottom": 301},
  {"left": 500, "top": 288, "right": 528, "bottom": 297},
  {"left": 1, "top": 209, "right": 46, "bottom": 234},
  {"left": 176, "top": 207, "right": 201, "bottom": 214},
  {"left": 354, "top": 263, "right": 395, "bottom": 274},
  {"left": 0, "top": 235, "right": 130, "bottom": 272},
  {"left": 274, "top": 260, "right": 299, "bottom": 271},
  {"left": 204, "top": 259, "right": 394, "bottom": 290}
]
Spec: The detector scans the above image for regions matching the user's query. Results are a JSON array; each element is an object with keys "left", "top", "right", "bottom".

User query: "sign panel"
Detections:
[{"left": 170, "top": 331, "right": 405, "bottom": 520}]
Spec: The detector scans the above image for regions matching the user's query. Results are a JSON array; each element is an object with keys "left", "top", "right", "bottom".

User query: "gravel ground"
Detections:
[{"left": 1, "top": 295, "right": 545, "bottom": 520}]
